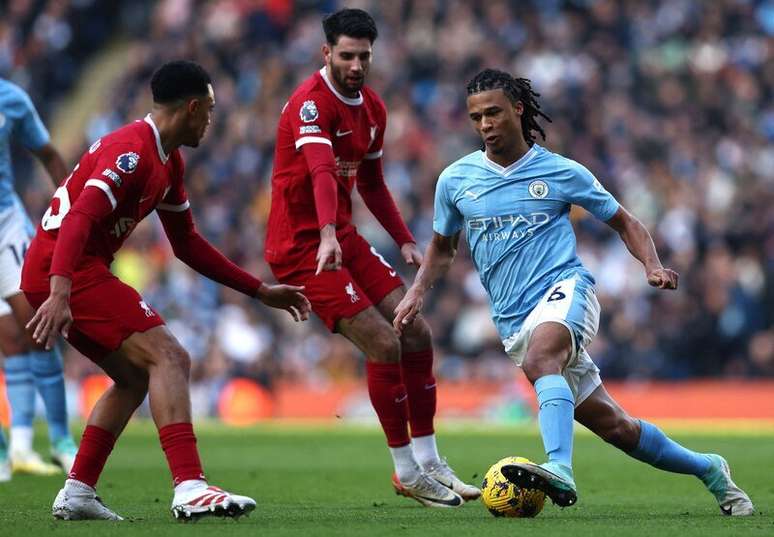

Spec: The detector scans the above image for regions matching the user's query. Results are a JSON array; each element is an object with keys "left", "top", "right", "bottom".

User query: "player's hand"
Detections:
[
  {"left": 26, "top": 291, "right": 73, "bottom": 350},
  {"left": 647, "top": 267, "right": 679, "bottom": 290},
  {"left": 400, "top": 242, "right": 423, "bottom": 267},
  {"left": 316, "top": 225, "right": 342, "bottom": 275},
  {"left": 256, "top": 283, "right": 311, "bottom": 322},
  {"left": 393, "top": 285, "right": 425, "bottom": 335}
]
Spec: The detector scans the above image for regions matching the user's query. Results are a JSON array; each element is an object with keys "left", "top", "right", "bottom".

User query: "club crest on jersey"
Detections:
[
  {"left": 88, "top": 139, "right": 101, "bottom": 153},
  {"left": 116, "top": 152, "right": 139, "bottom": 174},
  {"left": 299, "top": 100, "right": 319, "bottom": 123},
  {"left": 528, "top": 180, "right": 549, "bottom": 199},
  {"left": 345, "top": 282, "right": 360, "bottom": 303}
]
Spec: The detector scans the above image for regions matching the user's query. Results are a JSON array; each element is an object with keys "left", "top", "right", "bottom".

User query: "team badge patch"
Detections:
[
  {"left": 528, "top": 180, "right": 549, "bottom": 199},
  {"left": 299, "top": 100, "right": 319, "bottom": 123},
  {"left": 116, "top": 152, "right": 140, "bottom": 174}
]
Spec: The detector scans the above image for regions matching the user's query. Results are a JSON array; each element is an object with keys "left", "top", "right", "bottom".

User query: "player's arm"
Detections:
[
  {"left": 605, "top": 206, "right": 678, "bottom": 289},
  {"left": 31, "top": 143, "right": 68, "bottom": 187},
  {"left": 158, "top": 206, "right": 310, "bottom": 321},
  {"left": 27, "top": 186, "right": 115, "bottom": 349},
  {"left": 393, "top": 231, "right": 460, "bottom": 334},
  {"left": 356, "top": 157, "right": 420, "bottom": 266}
]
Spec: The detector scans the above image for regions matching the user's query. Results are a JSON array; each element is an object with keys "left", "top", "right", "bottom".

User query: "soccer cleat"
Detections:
[
  {"left": 501, "top": 460, "right": 577, "bottom": 507},
  {"left": 423, "top": 458, "right": 482, "bottom": 500},
  {"left": 701, "top": 454, "right": 754, "bottom": 516},
  {"left": 392, "top": 472, "right": 464, "bottom": 508},
  {"left": 11, "top": 449, "right": 61, "bottom": 475},
  {"left": 171, "top": 484, "right": 256, "bottom": 521},
  {"left": 52, "top": 480, "right": 124, "bottom": 520},
  {"left": 51, "top": 437, "right": 78, "bottom": 474},
  {"left": 0, "top": 454, "right": 10, "bottom": 482}
]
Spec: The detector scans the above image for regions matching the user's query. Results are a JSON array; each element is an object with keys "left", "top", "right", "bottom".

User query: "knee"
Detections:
[
  {"left": 522, "top": 352, "right": 564, "bottom": 384},
  {"left": 600, "top": 416, "right": 640, "bottom": 451},
  {"left": 155, "top": 342, "right": 192, "bottom": 377},
  {"left": 400, "top": 317, "right": 432, "bottom": 350},
  {"left": 368, "top": 329, "right": 401, "bottom": 364}
]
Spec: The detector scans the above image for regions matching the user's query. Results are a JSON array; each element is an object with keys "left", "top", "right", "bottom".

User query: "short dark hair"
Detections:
[
  {"left": 466, "top": 68, "right": 552, "bottom": 146},
  {"left": 150, "top": 60, "right": 212, "bottom": 104},
  {"left": 322, "top": 8, "right": 378, "bottom": 45}
]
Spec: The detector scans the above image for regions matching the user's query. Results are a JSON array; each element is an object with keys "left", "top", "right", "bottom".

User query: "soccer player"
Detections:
[
  {"left": 21, "top": 60, "right": 311, "bottom": 520},
  {"left": 394, "top": 69, "right": 754, "bottom": 516},
  {"left": 264, "top": 9, "right": 479, "bottom": 507},
  {"left": 0, "top": 77, "right": 79, "bottom": 481}
]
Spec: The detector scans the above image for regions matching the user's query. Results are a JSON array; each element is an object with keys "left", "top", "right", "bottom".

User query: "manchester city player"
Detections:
[
  {"left": 393, "top": 69, "right": 754, "bottom": 516},
  {"left": 0, "top": 77, "right": 77, "bottom": 479}
]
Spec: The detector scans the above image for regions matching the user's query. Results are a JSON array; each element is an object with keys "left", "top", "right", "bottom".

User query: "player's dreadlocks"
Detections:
[{"left": 466, "top": 69, "right": 551, "bottom": 146}]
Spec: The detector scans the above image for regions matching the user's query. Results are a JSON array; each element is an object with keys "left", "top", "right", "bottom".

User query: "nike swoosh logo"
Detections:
[
  {"left": 394, "top": 395, "right": 408, "bottom": 403},
  {"left": 463, "top": 191, "right": 480, "bottom": 200},
  {"left": 424, "top": 383, "right": 436, "bottom": 390},
  {"left": 336, "top": 129, "right": 352, "bottom": 137},
  {"left": 413, "top": 493, "right": 462, "bottom": 507},
  {"left": 140, "top": 196, "right": 152, "bottom": 203},
  {"left": 720, "top": 505, "right": 732, "bottom": 515},
  {"left": 389, "top": 271, "right": 397, "bottom": 277}
]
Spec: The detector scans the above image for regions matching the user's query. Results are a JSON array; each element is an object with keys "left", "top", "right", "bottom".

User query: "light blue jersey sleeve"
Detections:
[
  {"left": 13, "top": 87, "right": 50, "bottom": 151},
  {"left": 432, "top": 170, "right": 464, "bottom": 237},
  {"left": 565, "top": 161, "right": 619, "bottom": 222}
]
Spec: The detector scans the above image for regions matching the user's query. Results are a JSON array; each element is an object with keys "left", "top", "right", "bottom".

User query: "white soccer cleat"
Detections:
[
  {"left": 52, "top": 479, "right": 124, "bottom": 520},
  {"left": 51, "top": 437, "right": 78, "bottom": 474},
  {"left": 11, "top": 449, "right": 61, "bottom": 475},
  {"left": 701, "top": 454, "right": 754, "bottom": 516},
  {"left": 392, "top": 472, "right": 464, "bottom": 508},
  {"left": 171, "top": 484, "right": 256, "bottom": 521},
  {"left": 423, "top": 458, "right": 481, "bottom": 500}
]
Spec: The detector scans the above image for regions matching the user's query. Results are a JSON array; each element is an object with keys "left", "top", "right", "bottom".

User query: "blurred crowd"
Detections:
[{"left": 6, "top": 0, "right": 774, "bottom": 399}]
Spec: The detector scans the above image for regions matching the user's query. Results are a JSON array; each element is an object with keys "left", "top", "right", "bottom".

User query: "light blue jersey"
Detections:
[
  {"left": 433, "top": 144, "right": 619, "bottom": 341},
  {"left": 0, "top": 79, "right": 50, "bottom": 214}
]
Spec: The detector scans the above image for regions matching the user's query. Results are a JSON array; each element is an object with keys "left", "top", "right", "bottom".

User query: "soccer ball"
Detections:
[{"left": 481, "top": 456, "right": 546, "bottom": 518}]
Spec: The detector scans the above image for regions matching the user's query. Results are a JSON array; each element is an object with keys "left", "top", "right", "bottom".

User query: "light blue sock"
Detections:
[
  {"left": 535, "top": 374, "right": 575, "bottom": 468},
  {"left": 4, "top": 355, "right": 35, "bottom": 428},
  {"left": 630, "top": 420, "right": 711, "bottom": 476},
  {"left": 29, "top": 349, "right": 71, "bottom": 443}
]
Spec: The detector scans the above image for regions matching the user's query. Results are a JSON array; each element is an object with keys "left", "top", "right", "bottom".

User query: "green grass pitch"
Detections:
[{"left": 0, "top": 422, "right": 771, "bottom": 536}]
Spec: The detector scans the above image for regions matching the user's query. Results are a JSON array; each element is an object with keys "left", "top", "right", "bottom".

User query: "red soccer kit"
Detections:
[
  {"left": 265, "top": 67, "right": 414, "bottom": 329},
  {"left": 22, "top": 115, "right": 261, "bottom": 360}
]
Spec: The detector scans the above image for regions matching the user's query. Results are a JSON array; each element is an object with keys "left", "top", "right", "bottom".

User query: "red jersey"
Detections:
[
  {"left": 265, "top": 67, "right": 389, "bottom": 264},
  {"left": 22, "top": 115, "right": 190, "bottom": 291}
]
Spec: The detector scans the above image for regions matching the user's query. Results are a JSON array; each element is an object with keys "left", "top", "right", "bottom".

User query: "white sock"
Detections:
[
  {"left": 65, "top": 478, "right": 94, "bottom": 492},
  {"left": 174, "top": 479, "right": 208, "bottom": 496},
  {"left": 389, "top": 444, "right": 420, "bottom": 483},
  {"left": 412, "top": 434, "right": 441, "bottom": 468},
  {"left": 10, "top": 426, "right": 33, "bottom": 453}
]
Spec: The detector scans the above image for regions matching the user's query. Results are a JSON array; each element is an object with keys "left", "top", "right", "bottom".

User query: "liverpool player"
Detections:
[
  {"left": 22, "top": 61, "right": 310, "bottom": 521},
  {"left": 265, "top": 9, "right": 478, "bottom": 507}
]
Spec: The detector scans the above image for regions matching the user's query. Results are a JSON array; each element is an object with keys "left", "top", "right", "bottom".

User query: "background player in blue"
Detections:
[
  {"left": 393, "top": 69, "right": 754, "bottom": 516},
  {"left": 0, "top": 78, "right": 77, "bottom": 480}
]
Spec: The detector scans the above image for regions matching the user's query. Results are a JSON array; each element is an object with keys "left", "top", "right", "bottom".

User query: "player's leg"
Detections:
[
  {"left": 373, "top": 286, "right": 480, "bottom": 500},
  {"left": 5, "top": 292, "right": 77, "bottom": 472},
  {"left": 0, "top": 301, "right": 14, "bottom": 481},
  {"left": 575, "top": 384, "right": 754, "bottom": 516},
  {"left": 336, "top": 306, "right": 463, "bottom": 508},
  {"left": 0, "top": 307, "right": 60, "bottom": 475}
]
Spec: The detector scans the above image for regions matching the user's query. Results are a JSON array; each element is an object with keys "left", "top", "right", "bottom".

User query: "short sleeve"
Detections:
[
  {"left": 432, "top": 172, "right": 464, "bottom": 236},
  {"left": 158, "top": 150, "right": 190, "bottom": 212},
  {"left": 14, "top": 89, "right": 50, "bottom": 151},
  {"left": 287, "top": 91, "right": 336, "bottom": 150},
  {"left": 82, "top": 142, "right": 144, "bottom": 211},
  {"left": 364, "top": 96, "right": 386, "bottom": 160},
  {"left": 565, "top": 161, "right": 619, "bottom": 222}
]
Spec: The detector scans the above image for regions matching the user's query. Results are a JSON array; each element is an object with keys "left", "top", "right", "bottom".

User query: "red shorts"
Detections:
[
  {"left": 270, "top": 232, "right": 403, "bottom": 331},
  {"left": 25, "top": 276, "right": 165, "bottom": 361}
]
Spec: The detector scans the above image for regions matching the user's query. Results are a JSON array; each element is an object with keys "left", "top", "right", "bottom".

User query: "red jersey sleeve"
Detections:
[
  {"left": 83, "top": 142, "right": 146, "bottom": 211},
  {"left": 287, "top": 91, "right": 337, "bottom": 151}
]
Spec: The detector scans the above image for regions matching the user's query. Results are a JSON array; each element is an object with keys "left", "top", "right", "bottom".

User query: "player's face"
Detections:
[
  {"left": 323, "top": 36, "right": 372, "bottom": 97},
  {"left": 467, "top": 89, "right": 524, "bottom": 155},
  {"left": 184, "top": 84, "right": 215, "bottom": 147}
]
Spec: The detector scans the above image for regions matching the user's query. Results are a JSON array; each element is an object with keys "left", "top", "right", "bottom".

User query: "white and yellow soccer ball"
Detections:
[{"left": 481, "top": 456, "right": 546, "bottom": 518}]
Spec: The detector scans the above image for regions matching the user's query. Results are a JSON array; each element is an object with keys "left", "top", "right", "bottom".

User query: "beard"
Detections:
[{"left": 329, "top": 62, "right": 365, "bottom": 94}]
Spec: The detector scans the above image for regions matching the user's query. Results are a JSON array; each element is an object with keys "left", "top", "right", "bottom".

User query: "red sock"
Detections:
[
  {"left": 401, "top": 349, "right": 436, "bottom": 437},
  {"left": 69, "top": 425, "right": 116, "bottom": 488},
  {"left": 159, "top": 423, "right": 206, "bottom": 486},
  {"left": 366, "top": 361, "right": 410, "bottom": 447}
]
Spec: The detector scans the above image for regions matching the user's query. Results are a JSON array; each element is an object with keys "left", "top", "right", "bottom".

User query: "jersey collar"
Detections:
[
  {"left": 143, "top": 114, "right": 170, "bottom": 164},
  {"left": 319, "top": 67, "right": 363, "bottom": 106},
  {"left": 482, "top": 144, "right": 539, "bottom": 176}
]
